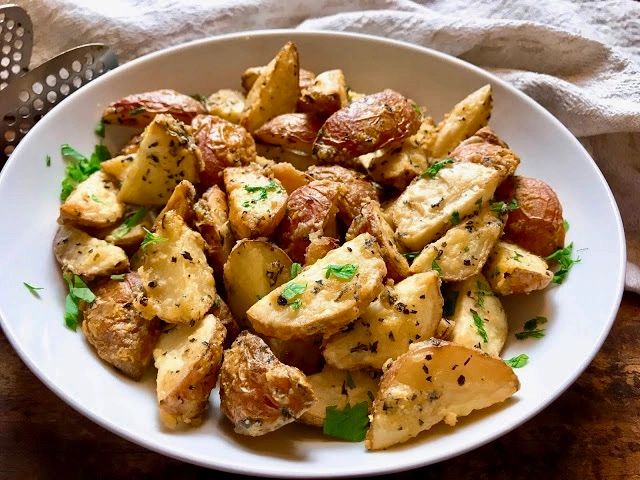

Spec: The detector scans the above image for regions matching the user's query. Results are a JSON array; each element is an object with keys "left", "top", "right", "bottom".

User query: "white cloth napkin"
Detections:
[{"left": 15, "top": 0, "right": 640, "bottom": 293}]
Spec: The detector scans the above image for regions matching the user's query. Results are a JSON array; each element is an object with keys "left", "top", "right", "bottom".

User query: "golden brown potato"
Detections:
[
  {"left": 254, "top": 113, "right": 324, "bottom": 154},
  {"left": 219, "top": 332, "right": 315, "bottom": 436},
  {"left": 299, "top": 366, "right": 379, "bottom": 427},
  {"left": 269, "top": 161, "right": 310, "bottom": 194},
  {"left": 323, "top": 272, "right": 442, "bottom": 370},
  {"left": 154, "top": 313, "right": 226, "bottom": 429},
  {"left": 247, "top": 233, "right": 387, "bottom": 340},
  {"left": 193, "top": 185, "right": 235, "bottom": 276},
  {"left": 101, "top": 154, "right": 135, "bottom": 182},
  {"left": 304, "top": 236, "right": 339, "bottom": 266},
  {"left": 435, "top": 317, "right": 456, "bottom": 340},
  {"left": 366, "top": 339, "right": 520, "bottom": 450},
  {"left": 495, "top": 175, "right": 565, "bottom": 257},
  {"left": 53, "top": 224, "right": 129, "bottom": 280},
  {"left": 119, "top": 134, "right": 143, "bottom": 156},
  {"left": 255, "top": 143, "right": 317, "bottom": 171},
  {"left": 263, "top": 335, "right": 324, "bottom": 375},
  {"left": 192, "top": 114, "right": 256, "bottom": 188},
  {"left": 154, "top": 180, "right": 196, "bottom": 229},
  {"left": 241, "top": 42, "right": 300, "bottom": 132},
  {"left": 102, "top": 89, "right": 205, "bottom": 127},
  {"left": 223, "top": 240, "right": 292, "bottom": 325},
  {"left": 306, "top": 165, "right": 380, "bottom": 225},
  {"left": 450, "top": 127, "right": 520, "bottom": 180},
  {"left": 312, "top": 89, "right": 421, "bottom": 168},
  {"left": 206, "top": 89, "right": 245, "bottom": 124},
  {"left": 277, "top": 180, "right": 342, "bottom": 263},
  {"left": 59, "top": 171, "right": 125, "bottom": 228},
  {"left": 135, "top": 210, "right": 215, "bottom": 324},
  {"left": 224, "top": 165, "right": 288, "bottom": 239},
  {"left": 81, "top": 273, "right": 161, "bottom": 380},
  {"left": 210, "top": 294, "right": 241, "bottom": 348},
  {"left": 484, "top": 241, "right": 553, "bottom": 295},
  {"left": 346, "top": 200, "right": 409, "bottom": 281},
  {"left": 297, "top": 69, "right": 348, "bottom": 116},
  {"left": 241, "top": 65, "right": 315, "bottom": 93}
]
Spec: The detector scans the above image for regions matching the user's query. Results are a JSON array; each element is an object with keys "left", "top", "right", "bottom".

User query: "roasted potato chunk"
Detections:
[
  {"left": 366, "top": 339, "right": 519, "bottom": 450},
  {"left": 81, "top": 273, "right": 161, "bottom": 380},
  {"left": 312, "top": 89, "right": 421, "bottom": 168},
  {"left": 297, "top": 69, "right": 348, "bottom": 116},
  {"left": 135, "top": 210, "right": 215, "bottom": 324},
  {"left": 53, "top": 224, "right": 129, "bottom": 279},
  {"left": 59, "top": 171, "right": 125, "bottom": 228},
  {"left": 269, "top": 161, "right": 309, "bottom": 194},
  {"left": 299, "top": 366, "right": 379, "bottom": 427},
  {"left": 118, "top": 114, "right": 201, "bottom": 206},
  {"left": 484, "top": 241, "right": 553, "bottom": 295},
  {"left": 102, "top": 89, "right": 205, "bottom": 127},
  {"left": 210, "top": 294, "right": 241, "bottom": 348},
  {"left": 206, "top": 89, "right": 245, "bottom": 124},
  {"left": 154, "top": 313, "right": 226, "bottom": 429},
  {"left": 254, "top": 113, "right": 323, "bottom": 154},
  {"left": 323, "top": 272, "right": 442, "bottom": 370},
  {"left": 256, "top": 143, "right": 316, "bottom": 171},
  {"left": 430, "top": 84, "right": 492, "bottom": 158},
  {"left": 264, "top": 335, "right": 324, "bottom": 375},
  {"left": 241, "top": 42, "right": 300, "bottom": 132},
  {"left": 450, "top": 127, "right": 520, "bottom": 180},
  {"left": 304, "top": 236, "right": 339, "bottom": 266},
  {"left": 119, "top": 134, "right": 143, "bottom": 156},
  {"left": 219, "top": 332, "right": 315, "bottom": 436},
  {"left": 154, "top": 180, "right": 196, "bottom": 228},
  {"left": 223, "top": 240, "right": 292, "bottom": 325},
  {"left": 247, "top": 233, "right": 386, "bottom": 340},
  {"left": 449, "top": 274, "right": 507, "bottom": 356},
  {"left": 387, "top": 161, "right": 502, "bottom": 251},
  {"left": 277, "top": 180, "right": 342, "bottom": 263},
  {"left": 193, "top": 185, "right": 234, "bottom": 275},
  {"left": 241, "top": 65, "right": 314, "bottom": 93},
  {"left": 101, "top": 154, "right": 135, "bottom": 182},
  {"left": 346, "top": 200, "right": 409, "bottom": 281},
  {"left": 224, "top": 166, "right": 288, "bottom": 239},
  {"left": 193, "top": 114, "right": 256, "bottom": 188},
  {"left": 495, "top": 176, "right": 565, "bottom": 257},
  {"left": 410, "top": 207, "right": 503, "bottom": 281}
]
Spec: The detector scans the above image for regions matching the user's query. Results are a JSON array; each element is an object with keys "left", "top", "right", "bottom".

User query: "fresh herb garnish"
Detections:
[
  {"left": 345, "top": 371, "right": 356, "bottom": 389},
  {"left": 45, "top": 154, "right": 51, "bottom": 167},
  {"left": 189, "top": 93, "right": 209, "bottom": 105},
  {"left": 325, "top": 264, "right": 358, "bottom": 280},
  {"left": 110, "top": 207, "right": 148, "bottom": 240},
  {"left": 545, "top": 242, "right": 580, "bottom": 284},
  {"left": 290, "top": 262, "right": 302, "bottom": 279},
  {"left": 63, "top": 273, "right": 96, "bottom": 330},
  {"left": 515, "top": 316, "right": 547, "bottom": 340},
  {"left": 450, "top": 211, "right": 460, "bottom": 225},
  {"left": 290, "top": 298, "right": 302, "bottom": 310},
  {"left": 411, "top": 103, "right": 422, "bottom": 116},
  {"left": 90, "top": 194, "right": 104, "bottom": 204},
  {"left": 95, "top": 119, "right": 105, "bottom": 138},
  {"left": 512, "top": 250, "right": 523, "bottom": 262},
  {"left": 490, "top": 199, "right": 519, "bottom": 215},
  {"left": 470, "top": 309, "right": 488, "bottom": 343},
  {"left": 323, "top": 402, "right": 369, "bottom": 442},
  {"left": 60, "top": 143, "right": 111, "bottom": 200},
  {"left": 421, "top": 158, "right": 453, "bottom": 179},
  {"left": 505, "top": 354, "right": 529, "bottom": 368},
  {"left": 563, "top": 219, "right": 570, "bottom": 232},
  {"left": 140, "top": 227, "right": 166, "bottom": 250},
  {"left": 23, "top": 282, "right": 43, "bottom": 297},
  {"left": 110, "top": 274, "right": 126, "bottom": 281},
  {"left": 244, "top": 180, "right": 282, "bottom": 202},
  {"left": 474, "top": 280, "right": 493, "bottom": 308},
  {"left": 279, "top": 282, "right": 307, "bottom": 310},
  {"left": 431, "top": 259, "right": 442, "bottom": 276},
  {"left": 403, "top": 251, "right": 419, "bottom": 264}
]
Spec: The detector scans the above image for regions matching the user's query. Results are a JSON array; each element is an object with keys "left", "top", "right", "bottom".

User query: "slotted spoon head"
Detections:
[
  {"left": 0, "top": 43, "right": 118, "bottom": 164},
  {"left": 0, "top": 4, "right": 33, "bottom": 90}
]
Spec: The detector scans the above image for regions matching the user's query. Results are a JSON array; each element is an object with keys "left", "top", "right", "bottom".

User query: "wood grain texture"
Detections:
[{"left": 1, "top": 293, "right": 638, "bottom": 480}]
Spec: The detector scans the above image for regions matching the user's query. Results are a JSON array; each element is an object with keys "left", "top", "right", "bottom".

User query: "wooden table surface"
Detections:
[{"left": 1, "top": 292, "right": 639, "bottom": 479}]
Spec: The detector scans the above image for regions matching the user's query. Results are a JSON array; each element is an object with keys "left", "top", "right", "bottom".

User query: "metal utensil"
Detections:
[
  {"left": 0, "top": 43, "right": 118, "bottom": 163},
  {"left": 0, "top": 4, "right": 33, "bottom": 90}
]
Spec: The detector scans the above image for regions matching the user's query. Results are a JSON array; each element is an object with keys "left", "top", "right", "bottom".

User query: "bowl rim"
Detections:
[{"left": 0, "top": 28, "right": 626, "bottom": 478}]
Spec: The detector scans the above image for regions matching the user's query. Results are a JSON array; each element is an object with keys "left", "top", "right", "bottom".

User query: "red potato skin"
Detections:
[
  {"left": 192, "top": 115, "right": 256, "bottom": 188},
  {"left": 495, "top": 175, "right": 565, "bottom": 257},
  {"left": 102, "top": 89, "right": 205, "bottom": 127},
  {"left": 253, "top": 113, "right": 324, "bottom": 154},
  {"left": 312, "top": 89, "right": 421, "bottom": 168}
]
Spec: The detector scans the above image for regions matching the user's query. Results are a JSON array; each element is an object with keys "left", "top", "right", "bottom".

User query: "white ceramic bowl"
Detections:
[{"left": 0, "top": 30, "right": 625, "bottom": 477}]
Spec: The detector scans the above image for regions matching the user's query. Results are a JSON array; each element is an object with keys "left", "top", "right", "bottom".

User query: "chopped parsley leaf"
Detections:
[
  {"left": 129, "top": 106, "right": 145, "bottom": 116},
  {"left": 110, "top": 207, "right": 148, "bottom": 240},
  {"left": 140, "top": 227, "right": 166, "bottom": 250},
  {"left": 110, "top": 274, "right": 126, "bottom": 281},
  {"left": 490, "top": 199, "right": 519, "bottom": 215},
  {"left": 290, "top": 262, "right": 302, "bottom": 279},
  {"left": 189, "top": 93, "right": 209, "bottom": 105},
  {"left": 95, "top": 119, "right": 105, "bottom": 138},
  {"left": 63, "top": 273, "right": 96, "bottom": 330},
  {"left": 470, "top": 309, "right": 488, "bottom": 343},
  {"left": 512, "top": 250, "right": 523, "bottom": 262},
  {"left": 290, "top": 298, "right": 302, "bottom": 310},
  {"left": 421, "top": 158, "right": 453, "bottom": 179},
  {"left": 244, "top": 180, "right": 282, "bottom": 201},
  {"left": 431, "top": 259, "right": 442, "bottom": 276},
  {"left": 325, "top": 264, "right": 358, "bottom": 280},
  {"left": 563, "top": 219, "right": 570, "bottom": 232},
  {"left": 545, "top": 242, "right": 580, "bottom": 284},
  {"left": 450, "top": 211, "right": 460, "bottom": 225},
  {"left": 279, "top": 282, "right": 306, "bottom": 310},
  {"left": 515, "top": 316, "right": 547, "bottom": 340},
  {"left": 323, "top": 402, "right": 369, "bottom": 442},
  {"left": 474, "top": 280, "right": 493, "bottom": 308},
  {"left": 45, "top": 154, "right": 51, "bottom": 167},
  {"left": 90, "top": 194, "right": 104, "bottom": 204},
  {"left": 411, "top": 103, "right": 422, "bottom": 116},
  {"left": 505, "top": 354, "right": 529, "bottom": 368},
  {"left": 345, "top": 371, "right": 356, "bottom": 389},
  {"left": 60, "top": 143, "right": 111, "bottom": 200},
  {"left": 23, "top": 282, "right": 43, "bottom": 297}
]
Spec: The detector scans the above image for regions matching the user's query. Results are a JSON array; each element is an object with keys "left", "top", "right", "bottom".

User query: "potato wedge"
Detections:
[
  {"left": 101, "top": 154, "right": 135, "bottom": 182},
  {"left": 435, "top": 317, "right": 456, "bottom": 340},
  {"left": 449, "top": 273, "right": 507, "bottom": 356},
  {"left": 120, "top": 134, "right": 143, "bottom": 156},
  {"left": 219, "top": 332, "right": 315, "bottom": 436},
  {"left": 264, "top": 335, "right": 324, "bottom": 375},
  {"left": 59, "top": 170, "right": 125, "bottom": 228},
  {"left": 81, "top": 273, "right": 161, "bottom": 380},
  {"left": 210, "top": 294, "right": 241, "bottom": 348},
  {"left": 224, "top": 165, "right": 288, "bottom": 239},
  {"left": 241, "top": 65, "right": 314, "bottom": 93},
  {"left": 255, "top": 143, "right": 316, "bottom": 171},
  {"left": 53, "top": 224, "right": 129, "bottom": 279},
  {"left": 118, "top": 114, "right": 201, "bottom": 206},
  {"left": 304, "top": 235, "right": 339, "bottom": 266},
  {"left": 277, "top": 180, "right": 342, "bottom": 263},
  {"left": 194, "top": 185, "right": 235, "bottom": 275},
  {"left": 247, "top": 233, "right": 386, "bottom": 340},
  {"left": 346, "top": 200, "right": 409, "bottom": 281},
  {"left": 254, "top": 113, "right": 323, "bottom": 154},
  {"left": 193, "top": 114, "right": 256, "bottom": 188},
  {"left": 269, "top": 161, "right": 309, "bottom": 194},
  {"left": 102, "top": 89, "right": 205, "bottom": 127},
  {"left": 484, "top": 241, "right": 553, "bottom": 295},
  {"left": 323, "top": 272, "right": 442, "bottom": 370},
  {"left": 297, "top": 69, "right": 348, "bottom": 116},
  {"left": 154, "top": 180, "right": 196, "bottom": 228},
  {"left": 241, "top": 42, "right": 300, "bottom": 132},
  {"left": 495, "top": 176, "right": 565, "bottom": 257},
  {"left": 104, "top": 206, "right": 156, "bottom": 250},
  {"left": 410, "top": 207, "right": 504, "bottom": 281},
  {"left": 135, "top": 210, "right": 215, "bottom": 324},
  {"left": 366, "top": 339, "right": 519, "bottom": 450},
  {"left": 223, "top": 240, "right": 292, "bottom": 325},
  {"left": 154, "top": 313, "right": 226, "bottom": 429},
  {"left": 206, "top": 89, "right": 245, "bottom": 124},
  {"left": 312, "top": 89, "right": 421, "bottom": 168},
  {"left": 450, "top": 127, "right": 520, "bottom": 180},
  {"left": 430, "top": 85, "right": 492, "bottom": 158},
  {"left": 299, "top": 366, "right": 379, "bottom": 427},
  {"left": 387, "top": 161, "right": 502, "bottom": 251}
]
